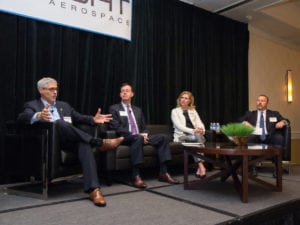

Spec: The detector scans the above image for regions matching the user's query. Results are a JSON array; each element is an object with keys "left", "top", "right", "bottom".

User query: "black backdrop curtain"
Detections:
[{"left": 0, "top": 0, "right": 248, "bottom": 168}]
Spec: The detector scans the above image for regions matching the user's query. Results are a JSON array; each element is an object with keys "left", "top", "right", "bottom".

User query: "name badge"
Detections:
[
  {"left": 269, "top": 117, "right": 277, "bottom": 122},
  {"left": 119, "top": 111, "right": 128, "bottom": 116},
  {"left": 63, "top": 116, "right": 72, "bottom": 124}
]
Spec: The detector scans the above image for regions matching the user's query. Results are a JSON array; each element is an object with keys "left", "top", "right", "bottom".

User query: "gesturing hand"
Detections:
[
  {"left": 93, "top": 108, "right": 113, "bottom": 124},
  {"left": 38, "top": 105, "right": 52, "bottom": 122}
]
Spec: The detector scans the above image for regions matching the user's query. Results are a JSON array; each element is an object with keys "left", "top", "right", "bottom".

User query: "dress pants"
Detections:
[
  {"left": 122, "top": 133, "right": 172, "bottom": 166},
  {"left": 77, "top": 143, "right": 100, "bottom": 191},
  {"left": 55, "top": 119, "right": 93, "bottom": 144},
  {"left": 54, "top": 120, "right": 100, "bottom": 191},
  {"left": 247, "top": 133, "right": 284, "bottom": 146},
  {"left": 247, "top": 133, "right": 284, "bottom": 169}
]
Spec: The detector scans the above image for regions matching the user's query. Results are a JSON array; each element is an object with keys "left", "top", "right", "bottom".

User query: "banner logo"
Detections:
[{"left": 0, "top": 0, "right": 132, "bottom": 40}]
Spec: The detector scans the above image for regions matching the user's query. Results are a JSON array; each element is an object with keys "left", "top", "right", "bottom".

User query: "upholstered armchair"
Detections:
[
  {"left": 4, "top": 121, "right": 99, "bottom": 199},
  {"left": 97, "top": 124, "right": 185, "bottom": 185},
  {"left": 282, "top": 123, "right": 291, "bottom": 161}
]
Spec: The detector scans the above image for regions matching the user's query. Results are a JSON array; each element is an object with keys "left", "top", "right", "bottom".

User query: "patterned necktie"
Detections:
[
  {"left": 126, "top": 104, "right": 138, "bottom": 134},
  {"left": 260, "top": 111, "right": 266, "bottom": 141}
]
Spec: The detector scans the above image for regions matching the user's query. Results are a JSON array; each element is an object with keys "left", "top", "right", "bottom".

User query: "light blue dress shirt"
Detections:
[{"left": 31, "top": 99, "right": 61, "bottom": 123}]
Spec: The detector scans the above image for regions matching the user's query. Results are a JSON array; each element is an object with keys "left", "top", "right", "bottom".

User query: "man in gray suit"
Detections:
[
  {"left": 18, "top": 77, "right": 123, "bottom": 207},
  {"left": 108, "top": 83, "right": 179, "bottom": 188}
]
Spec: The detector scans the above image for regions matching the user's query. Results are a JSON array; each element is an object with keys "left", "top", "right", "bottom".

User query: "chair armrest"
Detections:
[
  {"left": 5, "top": 121, "right": 58, "bottom": 180},
  {"left": 282, "top": 124, "right": 291, "bottom": 161},
  {"left": 105, "top": 130, "right": 117, "bottom": 139},
  {"left": 14, "top": 121, "right": 54, "bottom": 130},
  {"left": 15, "top": 121, "right": 58, "bottom": 149}
]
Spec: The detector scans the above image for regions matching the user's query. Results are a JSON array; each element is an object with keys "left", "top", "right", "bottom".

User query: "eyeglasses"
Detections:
[{"left": 43, "top": 87, "right": 58, "bottom": 92}]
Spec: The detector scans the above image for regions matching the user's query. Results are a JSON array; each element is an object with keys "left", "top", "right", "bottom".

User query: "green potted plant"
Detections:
[{"left": 220, "top": 123, "right": 254, "bottom": 145}]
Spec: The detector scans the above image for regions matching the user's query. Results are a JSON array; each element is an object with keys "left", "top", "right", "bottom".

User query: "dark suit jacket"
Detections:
[
  {"left": 17, "top": 99, "right": 94, "bottom": 126},
  {"left": 108, "top": 103, "right": 148, "bottom": 137},
  {"left": 238, "top": 109, "right": 287, "bottom": 136},
  {"left": 17, "top": 99, "right": 101, "bottom": 191}
]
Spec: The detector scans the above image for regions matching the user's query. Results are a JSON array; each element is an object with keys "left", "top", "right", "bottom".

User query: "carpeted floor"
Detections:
[{"left": 1, "top": 165, "right": 300, "bottom": 225}]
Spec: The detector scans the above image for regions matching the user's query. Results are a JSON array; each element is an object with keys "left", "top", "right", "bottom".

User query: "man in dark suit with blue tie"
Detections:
[
  {"left": 108, "top": 83, "right": 179, "bottom": 188},
  {"left": 17, "top": 77, "right": 124, "bottom": 207},
  {"left": 238, "top": 94, "right": 289, "bottom": 176}
]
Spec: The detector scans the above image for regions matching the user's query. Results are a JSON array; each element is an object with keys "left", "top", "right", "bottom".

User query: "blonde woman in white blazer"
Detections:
[{"left": 171, "top": 91, "right": 206, "bottom": 178}]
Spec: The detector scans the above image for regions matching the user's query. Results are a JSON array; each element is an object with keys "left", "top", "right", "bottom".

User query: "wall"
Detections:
[{"left": 248, "top": 28, "right": 300, "bottom": 163}]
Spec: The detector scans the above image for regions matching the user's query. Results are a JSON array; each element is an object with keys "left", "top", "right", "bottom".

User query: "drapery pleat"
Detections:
[
  {"left": 0, "top": 0, "right": 249, "bottom": 184},
  {"left": 0, "top": 0, "right": 248, "bottom": 135}
]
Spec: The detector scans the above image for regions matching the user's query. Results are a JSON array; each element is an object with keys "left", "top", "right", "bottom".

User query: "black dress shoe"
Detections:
[
  {"left": 195, "top": 174, "right": 206, "bottom": 179},
  {"left": 158, "top": 173, "right": 180, "bottom": 184}
]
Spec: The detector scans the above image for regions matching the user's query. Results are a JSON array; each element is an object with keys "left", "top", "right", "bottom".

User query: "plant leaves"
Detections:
[{"left": 220, "top": 123, "right": 254, "bottom": 137}]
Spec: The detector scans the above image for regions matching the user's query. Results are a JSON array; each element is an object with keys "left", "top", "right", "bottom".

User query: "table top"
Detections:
[{"left": 182, "top": 142, "right": 283, "bottom": 156}]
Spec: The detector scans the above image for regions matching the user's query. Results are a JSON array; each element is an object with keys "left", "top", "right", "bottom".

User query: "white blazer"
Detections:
[{"left": 171, "top": 107, "right": 205, "bottom": 142}]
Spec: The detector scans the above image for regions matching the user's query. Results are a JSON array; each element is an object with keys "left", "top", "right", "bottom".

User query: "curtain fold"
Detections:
[
  {"left": 0, "top": 0, "right": 249, "bottom": 184},
  {"left": 0, "top": 0, "right": 248, "bottom": 131}
]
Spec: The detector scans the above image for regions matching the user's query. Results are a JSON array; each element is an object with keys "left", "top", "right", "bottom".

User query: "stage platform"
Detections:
[{"left": 1, "top": 165, "right": 300, "bottom": 225}]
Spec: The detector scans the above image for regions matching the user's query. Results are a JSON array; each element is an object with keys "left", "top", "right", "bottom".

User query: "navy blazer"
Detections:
[
  {"left": 108, "top": 103, "right": 148, "bottom": 137},
  {"left": 238, "top": 109, "right": 287, "bottom": 136},
  {"left": 17, "top": 99, "right": 94, "bottom": 125}
]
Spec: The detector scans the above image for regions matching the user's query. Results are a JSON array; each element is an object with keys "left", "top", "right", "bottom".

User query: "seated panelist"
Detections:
[
  {"left": 17, "top": 77, "right": 124, "bottom": 207},
  {"left": 171, "top": 91, "right": 207, "bottom": 179},
  {"left": 238, "top": 94, "right": 289, "bottom": 177},
  {"left": 238, "top": 94, "right": 288, "bottom": 146},
  {"left": 108, "top": 83, "right": 180, "bottom": 188}
]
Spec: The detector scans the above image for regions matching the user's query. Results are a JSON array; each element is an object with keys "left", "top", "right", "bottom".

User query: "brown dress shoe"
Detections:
[
  {"left": 98, "top": 137, "right": 124, "bottom": 151},
  {"left": 89, "top": 188, "right": 106, "bottom": 207},
  {"left": 158, "top": 173, "right": 180, "bottom": 184},
  {"left": 132, "top": 175, "right": 147, "bottom": 188}
]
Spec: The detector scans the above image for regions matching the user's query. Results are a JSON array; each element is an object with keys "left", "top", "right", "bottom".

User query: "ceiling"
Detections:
[{"left": 179, "top": 0, "right": 300, "bottom": 51}]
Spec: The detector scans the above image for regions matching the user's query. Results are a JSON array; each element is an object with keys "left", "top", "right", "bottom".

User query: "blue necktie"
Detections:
[
  {"left": 260, "top": 111, "right": 266, "bottom": 141},
  {"left": 126, "top": 105, "right": 138, "bottom": 135}
]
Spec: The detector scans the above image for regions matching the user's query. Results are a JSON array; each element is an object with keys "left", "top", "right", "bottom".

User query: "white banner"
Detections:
[{"left": 0, "top": 0, "right": 132, "bottom": 41}]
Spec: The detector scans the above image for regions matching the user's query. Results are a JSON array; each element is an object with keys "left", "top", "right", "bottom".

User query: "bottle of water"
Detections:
[
  {"left": 215, "top": 122, "right": 220, "bottom": 133},
  {"left": 210, "top": 122, "right": 214, "bottom": 131}
]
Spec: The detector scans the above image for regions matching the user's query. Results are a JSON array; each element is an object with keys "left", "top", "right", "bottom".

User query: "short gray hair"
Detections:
[{"left": 37, "top": 77, "right": 57, "bottom": 90}]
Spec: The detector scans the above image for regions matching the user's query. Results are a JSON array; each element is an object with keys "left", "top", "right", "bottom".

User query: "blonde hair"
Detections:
[{"left": 176, "top": 91, "right": 195, "bottom": 110}]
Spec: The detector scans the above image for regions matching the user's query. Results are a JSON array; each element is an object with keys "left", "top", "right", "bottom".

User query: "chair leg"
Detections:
[
  {"left": 105, "top": 173, "right": 113, "bottom": 186},
  {"left": 99, "top": 169, "right": 113, "bottom": 186},
  {"left": 97, "top": 163, "right": 113, "bottom": 186},
  {"left": 282, "top": 161, "right": 291, "bottom": 175}
]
